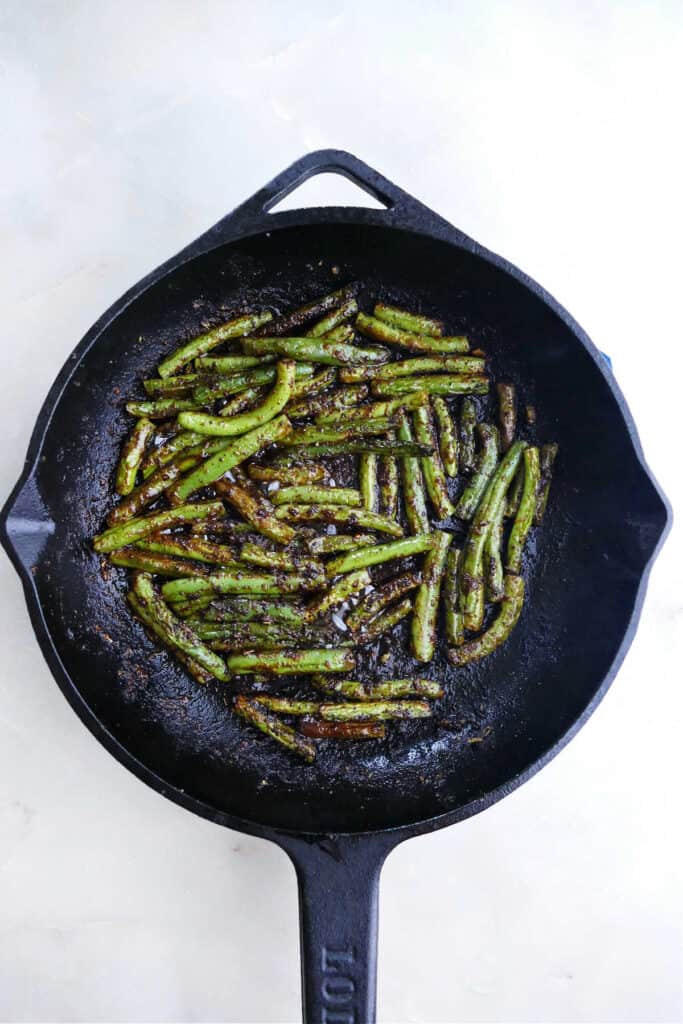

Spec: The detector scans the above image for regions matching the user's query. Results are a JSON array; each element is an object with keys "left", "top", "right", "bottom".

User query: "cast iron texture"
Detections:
[{"left": 1, "top": 151, "right": 670, "bottom": 1024}]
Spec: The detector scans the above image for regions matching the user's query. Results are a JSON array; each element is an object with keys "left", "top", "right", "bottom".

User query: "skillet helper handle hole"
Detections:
[{"left": 281, "top": 834, "right": 393, "bottom": 1024}]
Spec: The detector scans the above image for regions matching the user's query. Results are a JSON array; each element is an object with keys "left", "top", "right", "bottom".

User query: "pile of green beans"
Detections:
[{"left": 96, "top": 288, "right": 557, "bottom": 762}]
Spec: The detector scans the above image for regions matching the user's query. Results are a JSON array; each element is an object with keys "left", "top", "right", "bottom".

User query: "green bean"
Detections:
[
  {"left": 254, "top": 698, "right": 321, "bottom": 715},
  {"left": 127, "top": 592, "right": 212, "bottom": 686},
  {"left": 355, "top": 313, "right": 470, "bottom": 354},
  {"left": 166, "top": 594, "right": 215, "bottom": 618},
  {"left": 396, "top": 410, "right": 430, "bottom": 535},
  {"left": 432, "top": 397, "right": 458, "bottom": 477},
  {"left": 260, "top": 285, "right": 358, "bottom": 336},
  {"left": 373, "top": 303, "right": 443, "bottom": 337},
  {"left": 161, "top": 568, "right": 326, "bottom": 602},
  {"left": 288, "top": 367, "right": 338, "bottom": 401},
  {"left": 326, "top": 533, "right": 431, "bottom": 576},
  {"left": 193, "top": 620, "right": 310, "bottom": 643},
  {"left": 141, "top": 430, "right": 203, "bottom": 478},
  {"left": 525, "top": 404, "right": 537, "bottom": 426},
  {"left": 179, "top": 360, "right": 296, "bottom": 437},
  {"left": 143, "top": 374, "right": 200, "bottom": 397},
  {"left": 93, "top": 500, "right": 225, "bottom": 553},
  {"left": 132, "top": 573, "right": 230, "bottom": 681},
  {"left": 240, "top": 541, "right": 323, "bottom": 574},
  {"left": 286, "top": 385, "right": 367, "bottom": 420},
  {"left": 496, "top": 383, "right": 517, "bottom": 451},
  {"left": 204, "top": 598, "right": 308, "bottom": 626},
  {"left": 125, "top": 397, "right": 203, "bottom": 419},
  {"left": 214, "top": 477, "right": 295, "bottom": 545},
  {"left": 115, "top": 418, "right": 155, "bottom": 495},
  {"left": 443, "top": 546, "right": 464, "bottom": 646},
  {"left": 322, "top": 324, "right": 355, "bottom": 343},
  {"left": 189, "top": 519, "right": 254, "bottom": 538},
  {"left": 316, "top": 391, "right": 427, "bottom": 424},
  {"left": 449, "top": 574, "right": 525, "bottom": 665},
  {"left": 484, "top": 499, "right": 506, "bottom": 602},
  {"left": 227, "top": 648, "right": 354, "bottom": 675},
  {"left": 320, "top": 699, "right": 430, "bottom": 721},
  {"left": 305, "top": 569, "right": 371, "bottom": 622},
  {"left": 306, "top": 534, "right": 377, "bottom": 555},
  {"left": 195, "top": 354, "right": 272, "bottom": 373},
  {"left": 158, "top": 310, "right": 272, "bottom": 378},
  {"left": 274, "top": 504, "right": 403, "bottom": 538},
  {"left": 306, "top": 297, "right": 359, "bottom": 337},
  {"left": 192, "top": 363, "right": 311, "bottom": 405},
  {"left": 234, "top": 695, "right": 316, "bottom": 762},
  {"left": 248, "top": 462, "right": 327, "bottom": 486},
  {"left": 242, "top": 336, "right": 390, "bottom": 366},
  {"left": 311, "top": 675, "right": 443, "bottom": 700},
  {"left": 505, "top": 466, "right": 524, "bottom": 518},
  {"left": 372, "top": 375, "right": 489, "bottom": 398},
  {"left": 459, "top": 441, "right": 526, "bottom": 631},
  {"left": 534, "top": 443, "right": 558, "bottom": 523},
  {"left": 459, "top": 398, "right": 477, "bottom": 473},
  {"left": 277, "top": 440, "right": 433, "bottom": 459},
  {"left": 378, "top": 454, "right": 399, "bottom": 518},
  {"left": 454, "top": 423, "right": 500, "bottom": 520},
  {"left": 340, "top": 356, "right": 484, "bottom": 383},
  {"left": 507, "top": 446, "right": 540, "bottom": 572},
  {"left": 167, "top": 415, "right": 292, "bottom": 504},
  {"left": 413, "top": 401, "right": 455, "bottom": 519},
  {"left": 272, "top": 486, "right": 361, "bottom": 507},
  {"left": 411, "top": 530, "right": 451, "bottom": 662},
  {"left": 107, "top": 453, "right": 201, "bottom": 526},
  {"left": 346, "top": 572, "right": 422, "bottom": 631},
  {"left": 111, "top": 548, "right": 209, "bottom": 577},
  {"left": 298, "top": 719, "right": 386, "bottom": 740},
  {"left": 354, "top": 597, "right": 414, "bottom": 643},
  {"left": 287, "top": 422, "right": 399, "bottom": 444},
  {"left": 359, "top": 453, "right": 378, "bottom": 512},
  {"left": 218, "top": 386, "right": 268, "bottom": 417}
]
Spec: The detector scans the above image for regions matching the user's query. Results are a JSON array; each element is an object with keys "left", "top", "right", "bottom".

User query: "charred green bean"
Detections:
[
  {"left": 432, "top": 397, "right": 458, "bottom": 477},
  {"left": 373, "top": 303, "right": 443, "bottom": 337},
  {"left": 507, "top": 446, "right": 540, "bottom": 572},
  {"left": 355, "top": 313, "right": 469, "bottom": 354},
  {"left": 115, "top": 418, "right": 155, "bottom": 495},
  {"left": 326, "top": 533, "right": 432, "bottom": 576},
  {"left": 234, "top": 695, "right": 315, "bottom": 762},
  {"left": 274, "top": 503, "right": 403, "bottom": 537},
  {"left": 227, "top": 648, "right": 354, "bottom": 675},
  {"left": 455, "top": 423, "right": 500, "bottom": 520},
  {"left": 158, "top": 310, "right": 272, "bottom": 378},
  {"left": 411, "top": 530, "right": 451, "bottom": 662},
  {"left": 449, "top": 574, "right": 524, "bottom": 665}
]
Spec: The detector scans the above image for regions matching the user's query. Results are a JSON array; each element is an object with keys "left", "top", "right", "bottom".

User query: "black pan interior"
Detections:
[{"left": 27, "top": 223, "right": 666, "bottom": 833}]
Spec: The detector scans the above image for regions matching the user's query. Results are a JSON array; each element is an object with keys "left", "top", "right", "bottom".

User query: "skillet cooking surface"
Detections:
[{"left": 23, "top": 222, "right": 665, "bottom": 833}]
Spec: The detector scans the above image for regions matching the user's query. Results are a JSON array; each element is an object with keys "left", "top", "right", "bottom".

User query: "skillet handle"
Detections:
[{"left": 279, "top": 833, "right": 396, "bottom": 1024}]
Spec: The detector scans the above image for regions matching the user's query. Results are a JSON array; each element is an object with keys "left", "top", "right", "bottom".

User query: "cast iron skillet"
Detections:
[{"left": 0, "top": 150, "right": 670, "bottom": 1022}]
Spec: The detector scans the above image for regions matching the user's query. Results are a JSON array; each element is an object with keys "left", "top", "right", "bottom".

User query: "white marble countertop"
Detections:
[{"left": 0, "top": 3, "right": 681, "bottom": 1021}]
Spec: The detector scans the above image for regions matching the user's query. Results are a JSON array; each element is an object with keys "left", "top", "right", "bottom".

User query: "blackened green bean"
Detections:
[
  {"left": 454, "top": 423, "right": 500, "bottom": 520},
  {"left": 432, "top": 397, "right": 458, "bottom": 477},
  {"left": 166, "top": 594, "right": 215, "bottom": 618},
  {"left": 274, "top": 504, "right": 403, "bottom": 538},
  {"left": 413, "top": 402, "right": 455, "bottom": 519},
  {"left": 326, "top": 533, "right": 431, "bottom": 575},
  {"left": 320, "top": 698, "right": 430, "bottom": 721},
  {"left": 449, "top": 574, "right": 525, "bottom": 665},
  {"left": 507, "top": 446, "right": 540, "bottom": 572},
  {"left": 93, "top": 500, "right": 225, "bottom": 553},
  {"left": 322, "top": 324, "right": 355, "bottom": 344},
  {"left": 259, "top": 285, "right": 357, "bottom": 337},
  {"left": 411, "top": 530, "right": 451, "bottom": 662},
  {"left": 311, "top": 675, "right": 443, "bottom": 700},
  {"left": 534, "top": 442, "right": 558, "bottom": 524},
  {"left": 283, "top": 421, "right": 394, "bottom": 445},
  {"left": 372, "top": 375, "right": 489, "bottom": 398},
  {"left": 215, "top": 477, "right": 295, "bottom": 545},
  {"left": 340, "top": 356, "right": 484, "bottom": 384},
  {"left": 355, "top": 598, "right": 413, "bottom": 643},
  {"left": 195, "top": 354, "right": 272, "bottom": 373},
  {"left": 459, "top": 398, "right": 477, "bottom": 473},
  {"left": 204, "top": 598, "right": 308, "bottom": 626},
  {"left": 243, "top": 335, "right": 390, "bottom": 366},
  {"left": 254, "top": 698, "right": 321, "bottom": 715},
  {"left": 298, "top": 719, "right": 386, "bottom": 740},
  {"left": 315, "top": 391, "right": 426, "bottom": 424},
  {"left": 355, "top": 313, "right": 470, "bottom": 354},
  {"left": 141, "top": 430, "right": 203, "bottom": 478},
  {"left": 234, "top": 695, "right": 315, "bottom": 762},
  {"left": 286, "top": 385, "right": 367, "bottom": 420},
  {"left": 111, "top": 548, "right": 209, "bottom": 577},
  {"left": 346, "top": 571, "right": 422, "bottom": 631},
  {"left": 306, "top": 534, "right": 376, "bottom": 555},
  {"left": 218, "top": 386, "right": 268, "bottom": 417},
  {"left": 180, "top": 360, "right": 296, "bottom": 437},
  {"left": 115, "top": 418, "right": 155, "bottom": 495},
  {"left": 240, "top": 541, "right": 323, "bottom": 574},
  {"left": 160, "top": 567, "right": 326, "bottom": 602},
  {"left": 525, "top": 404, "right": 537, "bottom": 426},
  {"left": 158, "top": 310, "right": 272, "bottom": 378},
  {"left": 373, "top": 303, "right": 443, "bottom": 337},
  {"left": 306, "top": 297, "right": 359, "bottom": 337},
  {"left": 396, "top": 409, "right": 429, "bottom": 535},
  {"left": 227, "top": 648, "right": 355, "bottom": 675},
  {"left": 287, "top": 367, "right": 338, "bottom": 401},
  {"left": 484, "top": 499, "right": 506, "bottom": 602},
  {"left": 276, "top": 440, "right": 433, "bottom": 459},
  {"left": 192, "top": 363, "right": 311, "bottom": 405},
  {"left": 167, "top": 415, "right": 292, "bottom": 504},
  {"left": 127, "top": 592, "right": 212, "bottom": 686},
  {"left": 143, "top": 374, "right": 200, "bottom": 397},
  {"left": 107, "top": 453, "right": 201, "bottom": 526},
  {"left": 132, "top": 573, "right": 230, "bottom": 681},
  {"left": 496, "top": 382, "right": 517, "bottom": 451},
  {"left": 505, "top": 465, "right": 524, "bottom": 518},
  {"left": 359, "top": 453, "right": 379, "bottom": 512},
  {"left": 248, "top": 463, "right": 327, "bottom": 485},
  {"left": 443, "top": 546, "right": 464, "bottom": 646},
  {"left": 305, "top": 568, "right": 371, "bottom": 622},
  {"left": 125, "top": 397, "right": 202, "bottom": 419},
  {"left": 378, "top": 454, "right": 399, "bottom": 518},
  {"left": 272, "top": 486, "right": 362, "bottom": 507}
]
